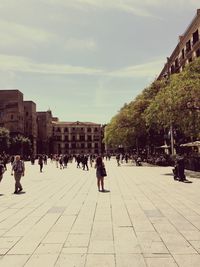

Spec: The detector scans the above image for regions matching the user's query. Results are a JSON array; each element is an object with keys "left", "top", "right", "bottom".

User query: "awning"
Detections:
[{"left": 180, "top": 141, "right": 200, "bottom": 147}]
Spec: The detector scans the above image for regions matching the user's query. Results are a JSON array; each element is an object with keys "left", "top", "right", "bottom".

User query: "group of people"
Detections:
[
  {"left": 0, "top": 153, "right": 108, "bottom": 194},
  {"left": 0, "top": 150, "right": 190, "bottom": 196}
]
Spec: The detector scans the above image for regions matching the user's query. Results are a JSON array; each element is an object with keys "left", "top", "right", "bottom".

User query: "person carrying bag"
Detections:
[{"left": 95, "top": 156, "right": 107, "bottom": 192}]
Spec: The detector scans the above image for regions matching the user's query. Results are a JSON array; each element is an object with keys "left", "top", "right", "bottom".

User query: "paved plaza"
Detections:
[{"left": 0, "top": 159, "right": 200, "bottom": 266}]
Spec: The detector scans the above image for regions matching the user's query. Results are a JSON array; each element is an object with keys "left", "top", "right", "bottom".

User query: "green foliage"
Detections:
[
  {"left": 0, "top": 127, "right": 10, "bottom": 153},
  {"left": 10, "top": 135, "right": 32, "bottom": 155},
  {"left": 105, "top": 57, "right": 200, "bottom": 149},
  {"left": 145, "top": 58, "right": 200, "bottom": 139}
]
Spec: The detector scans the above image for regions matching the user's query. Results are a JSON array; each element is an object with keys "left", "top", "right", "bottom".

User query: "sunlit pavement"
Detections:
[{"left": 0, "top": 159, "right": 200, "bottom": 267}]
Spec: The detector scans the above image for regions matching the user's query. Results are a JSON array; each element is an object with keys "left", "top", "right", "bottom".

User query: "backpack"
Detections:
[{"left": 13, "top": 161, "right": 23, "bottom": 173}]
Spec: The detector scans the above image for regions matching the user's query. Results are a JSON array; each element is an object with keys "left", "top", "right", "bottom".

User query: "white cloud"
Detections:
[
  {"left": 0, "top": 19, "right": 55, "bottom": 48},
  {"left": 0, "top": 54, "right": 103, "bottom": 75},
  {"left": 46, "top": 0, "right": 199, "bottom": 18},
  {"left": 107, "top": 59, "right": 164, "bottom": 78},
  {"left": 49, "top": 0, "right": 155, "bottom": 17},
  {"left": 64, "top": 38, "right": 97, "bottom": 51},
  {"left": 0, "top": 53, "right": 164, "bottom": 79}
]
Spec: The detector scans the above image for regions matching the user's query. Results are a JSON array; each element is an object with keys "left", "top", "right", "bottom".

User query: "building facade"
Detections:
[
  {"left": 37, "top": 110, "right": 53, "bottom": 155},
  {"left": 24, "top": 101, "right": 37, "bottom": 155},
  {"left": 0, "top": 89, "right": 104, "bottom": 156},
  {"left": 158, "top": 9, "right": 200, "bottom": 80},
  {"left": 52, "top": 121, "right": 102, "bottom": 155},
  {"left": 0, "top": 90, "right": 24, "bottom": 135}
]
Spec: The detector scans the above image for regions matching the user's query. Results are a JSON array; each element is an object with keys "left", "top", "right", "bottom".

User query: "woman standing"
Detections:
[
  {"left": 95, "top": 156, "right": 107, "bottom": 192},
  {"left": 11, "top": 155, "right": 25, "bottom": 194}
]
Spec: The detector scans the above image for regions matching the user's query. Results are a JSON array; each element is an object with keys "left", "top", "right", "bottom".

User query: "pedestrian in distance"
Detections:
[
  {"left": 38, "top": 155, "right": 44, "bottom": 172},
  {"left": 116, "top": 154, "right": 121, "bottom": 166},
  {"left": 11, "top": 155, "right": 25, "bottom": 194},
  {"left": 83, "top": 155, "right": 89, "bottom": 171},
  {"left": 59, "top": 155, "right": 64, "bottom": 169},
  {"left": 95, "top": 156, "right": 107, "bottom": 192},
  {"left": 0, "top": 159, "right": 5, "bottom": 184},
  {"left": 43, "top": 154, "right": 48, "bottom": 165},
  {"left": 55, "top": 155, "right": 59, "bottom": 168},
  {"left": 173, "top": 154, "right": 186, "bottom": 182}
]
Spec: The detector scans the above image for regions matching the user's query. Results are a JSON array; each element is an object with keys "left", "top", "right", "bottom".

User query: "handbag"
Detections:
[{"left": 100, "top": 165, "right": 107, "bottom": 177}]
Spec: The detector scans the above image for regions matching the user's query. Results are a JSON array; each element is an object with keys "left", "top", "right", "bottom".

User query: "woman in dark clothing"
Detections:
[
  {"left": 38, "top": 155, "right": 44, "bottom": 172},
  {"left": 95, "top": 156, "right": 107, "bottom": 192}
]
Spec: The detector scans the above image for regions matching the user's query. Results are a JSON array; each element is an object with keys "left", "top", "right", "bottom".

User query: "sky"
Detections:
[{"left": 0, "top": 0, "right": 199, "bottom": 124}]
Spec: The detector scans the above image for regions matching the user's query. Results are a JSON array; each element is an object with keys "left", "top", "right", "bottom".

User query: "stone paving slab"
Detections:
[{"left": 0, "top": 159, "right": 200, "bottom": 266}]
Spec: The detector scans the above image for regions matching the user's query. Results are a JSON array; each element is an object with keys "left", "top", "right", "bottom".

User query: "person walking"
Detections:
[
  {"left": 11, "top": 155, "right": 25, "bottom": 194},
  {"left": 83, "top": 155, "right": 89, "bottom": 171},
  {"left": 116, "top": 154, "right": 121, "bottom": 166},
  {"left": 59, "top": 155, "right": 64, "bottom": 169},
  {"left": 0, "top": 158, "right": 5, "bottom": 184},
  {"left": 95, "top": 156, "right": 107, "bottom": 192},
  {"left": 38, "top": 155, "right": 44, "bottom": 172}
]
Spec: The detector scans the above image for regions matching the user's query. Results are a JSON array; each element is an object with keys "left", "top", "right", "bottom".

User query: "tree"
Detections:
[
  {"left": 105, "top": 80, "right": 166, "bottom": 150},
  {"left": 145, "top": 58, "right": 200, "bottom": 140},
  {"left": 10, "top": 135, "right": 32, "bottom": 156},
  {"left": 0, "top": 127, "right": 10, "bottom": 153}
]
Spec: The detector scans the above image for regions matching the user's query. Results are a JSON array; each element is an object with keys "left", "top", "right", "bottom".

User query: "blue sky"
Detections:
[{"left": 0, "top": 0, "right": 199, "bottom": 123}]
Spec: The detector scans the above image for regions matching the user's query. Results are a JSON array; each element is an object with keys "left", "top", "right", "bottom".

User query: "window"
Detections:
[
  {"left": 95, "top": 143, "right": 98, "bottom": 148},
  {"left": 81, "top": 143, "right": 85, "bottom": 149},
  {"left": 94, "top": 127, "right": 98, "bottom": 132},
  {"left": 181, "top": 48, "right": 185, "bottom": 59},
  {"left": 170, "top": 65, "right": 175, "bottom": 74},
  {"left": 80, "top": 135, "right": 85, "bottom": 141},
  {"left": 193, "top": 29, "right": 199, "bottom": 45},
  {"left": 72, "top": 143, "right": 76, "bottom": 149},
  {"left": 94, "top": 135, "right": 100, "bottom": 141},
  {"left": 65, "top": 143, "right": 69, "bottom": 148},
  {"left": 56, "top": 128, "right": 61, "bottom": 132},
  {"left": 26, "top": 111, "right": 29, "bottom": 116},
  {"left": 64, "top": 127, "right": 68, "bottom": 132},
  {"left": 87, "top": 127, "right": 91, "bottom": 132},
  {"left": 196, "top": 49, "right": 200, "bottom": 57},
  {"left": 0, "top": 111, "right": 3, "bottom": 119},
  {"left": 11, "top": 114, "right": 14, "bottom": 120},
  {"left": 175, "top": 58, "right": 179, "bottom": 68},
  {"left": 87, "top": 135, "right": 92, "bottom": 141},
  {"left": 88, "top": 143, "right": 92, "bottom": 148},
  {"left": 186, "top": 40, "right": 191, "bottom": 53}
]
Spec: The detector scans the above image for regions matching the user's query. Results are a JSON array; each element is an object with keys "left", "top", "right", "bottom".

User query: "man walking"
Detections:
[{"left": 11, "top": 155, "right": 25, "bottom": 194}]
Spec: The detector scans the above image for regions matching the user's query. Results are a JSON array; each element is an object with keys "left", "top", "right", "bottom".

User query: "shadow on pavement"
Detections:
[
  {"left": 183, "top": 180, "right": 193, "bottom": 184},
  {"left": 100, "top": 190, "right": 110, "bottom": 193}
]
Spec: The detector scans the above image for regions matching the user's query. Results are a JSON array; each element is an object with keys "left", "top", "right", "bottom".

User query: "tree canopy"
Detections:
[{"left": 105, "top": 57, "right": 200, "bottom": 151}]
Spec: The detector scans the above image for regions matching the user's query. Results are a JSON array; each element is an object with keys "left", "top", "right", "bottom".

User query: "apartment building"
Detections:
[
  {"left": 158, "top": 9, "right": 200, "bottom": 79},
  {"left": 52, "top": 121, "right": 102, "bottom": 155}
]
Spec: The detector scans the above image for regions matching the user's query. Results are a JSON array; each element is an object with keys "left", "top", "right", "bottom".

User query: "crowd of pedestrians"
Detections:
[
  {"left": 0, "top": 150, "right": 190, "bottom": 195},
  {"left": 0, "top": 152, "right": 110, "bottom": 194}
]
